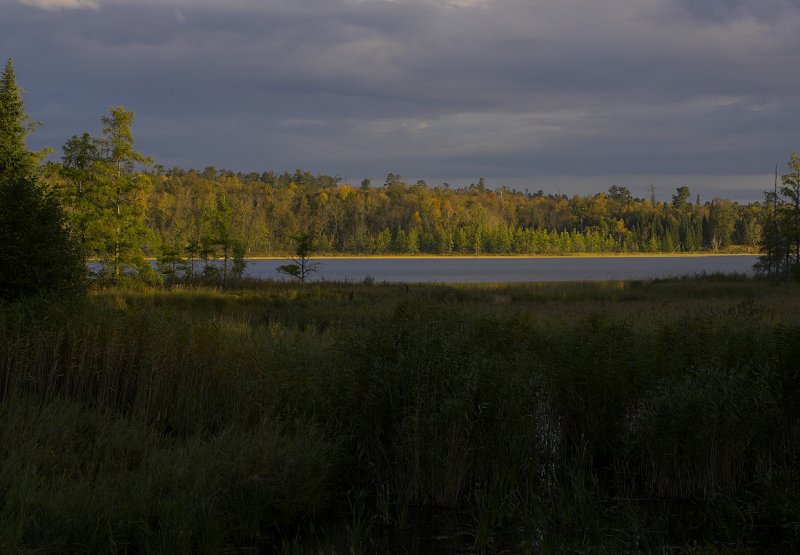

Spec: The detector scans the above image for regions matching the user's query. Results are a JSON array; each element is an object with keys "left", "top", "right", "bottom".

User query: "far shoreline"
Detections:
[{"left": 244, "top": 252, "right": 759, "bottom": 261}]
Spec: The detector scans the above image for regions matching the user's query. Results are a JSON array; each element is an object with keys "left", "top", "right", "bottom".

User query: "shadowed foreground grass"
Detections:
[{"left": 1, "top": 277, "right": 799, "bottom": 552}]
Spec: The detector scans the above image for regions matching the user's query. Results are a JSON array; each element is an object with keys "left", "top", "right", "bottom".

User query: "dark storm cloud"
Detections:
[
  {"left": 671, "top": 0, "right": 800, "bottom": 22},
  {"left": 3, "top": 0, "right": 799, "bottom": 198}
]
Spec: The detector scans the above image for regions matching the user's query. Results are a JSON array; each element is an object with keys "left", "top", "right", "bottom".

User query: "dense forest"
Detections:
[
  {"left": 47, "top": 160, "right": 763, "bottom": 262},
  {"left": 38, "top": 104, "right": 768, "bottom": 284},
  {"left": 4, "top": 54, "right": 796, "bottom": 288},
  {"left": 0, "top": 54, "right": 773, "bottom": 285}
]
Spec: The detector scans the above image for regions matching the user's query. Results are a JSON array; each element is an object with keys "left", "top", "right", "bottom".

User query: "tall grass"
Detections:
[{"left": 1, "top": 278, "right": 799, "bottom": 551}]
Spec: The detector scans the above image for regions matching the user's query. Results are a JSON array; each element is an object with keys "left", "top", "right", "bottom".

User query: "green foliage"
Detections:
[
  {"left": 91, "top": 107, "right": 157, "bottom": 284},
  {"left": 44, "top": 166, "right": 762, "bottom": 259},
  {"left": 0, "top": 178, "right": 84, "bottom": 302},
  {"left": 672, "top": 185, "right": 691, "bottom": 210},
  {"left": 59, "top": 132, "right": 98, "bottom": 263},
  {"left": 0, "top": 59, "right": 82, "bottom": 302},
  {"left": 277, "top": 233, "right": 319, "bottom": 283},
  {"left": 608, "top": 184, "right": 632, "bottom": 203},
  {"left": 276, "top": 263, "right": 301, "bottom": 279},
  {"left": 0, "top": 58, "right": 36, "bottom": 184},
  {"left": 757, "top": 154, "right": 800, "bottom": 280},
  {"left": 155, "top": 245, "right": 188, "bottom": 282},
  {"left": 780, "top": 153, "right": 800, "bottom": 270},
  {"left": 58, "top": 108, "right": 158, "bottom": 285}
]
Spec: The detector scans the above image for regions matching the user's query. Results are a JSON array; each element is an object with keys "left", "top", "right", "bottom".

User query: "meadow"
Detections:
[{"left": 0, "top": 276, "right": 798, "bottom": 553}]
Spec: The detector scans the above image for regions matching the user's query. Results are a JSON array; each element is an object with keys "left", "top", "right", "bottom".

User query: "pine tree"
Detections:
[
  {"left": 0, "top": 58, "right": 36, "bottom": 183},
  {"left": 90, "top": 107, "right": 158, "bottom": 284},
  {"left": 756, "top": 157, "right": 800, "bottom": 280},
  {"left": 0, "top": 58, "right": 83, "bottom": 301},
  {"left": 756, "top": 187, "right": 787, "bottom": 277},
  {"left": 60, "top": 132, "right": 98, "bottom": 264},
  {"left": 779, "top": 153, "right": 800, "bottom": 274}
]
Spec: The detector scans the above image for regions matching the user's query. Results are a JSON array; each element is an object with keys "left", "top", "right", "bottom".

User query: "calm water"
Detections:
[{"left": 247, "top": 256, "right": 759, "bottom": 283}]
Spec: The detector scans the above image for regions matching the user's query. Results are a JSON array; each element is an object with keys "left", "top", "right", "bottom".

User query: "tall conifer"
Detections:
[
  {"left": 0, "top": 58, "right": 83, "bottom": 301},
  {"left": 0, "top": 58, "right": 36, "bottom": 183},
  {"left": 92, "top": 107, "right": 157, "bottom": 284}
]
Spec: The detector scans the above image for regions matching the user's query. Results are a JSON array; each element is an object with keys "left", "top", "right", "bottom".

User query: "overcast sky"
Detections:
[{"left": 3, "top": 0, "right": 799, "bottom": 200}]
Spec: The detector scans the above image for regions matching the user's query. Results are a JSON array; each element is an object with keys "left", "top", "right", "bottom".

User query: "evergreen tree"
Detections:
[
  {"left": 671, "top": 186, "right": 690, "bottom": 211},
  {"left": 60, "top": 132, "right": 98, "bottom": 264},
  {"left": 277, "top": 233, "right": 319, "bottom": 283},
  {"left": 0, "top": 58, "right": 36, "bottom": 184},
  {"left": 0, "top": 177, "right": 84, "bottom": 302},
  {"left": 90, "top": 107, "right": 157, "bottom": 284},
  {"left": 779, "top": 153, "right": 800, "bottom": 273},
  {"left": 756, "top": 156, "right": 800, "bottom": 280},
  {"left": 756, "top": 188, "right": 787, "bottom": 277},
  {"left": 0, "top": 58, "right": 82, "bottom": 301},
  {"left": 46, "top": 155, "right": 762, "bottom": 257},
  {"left": 206, "top": 191, "right": 237, "bottom": 282}
]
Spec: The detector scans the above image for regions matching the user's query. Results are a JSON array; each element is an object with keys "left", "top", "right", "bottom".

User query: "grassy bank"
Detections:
[{"left": 1, "top": 278, "right": 798, "bottom": 552}]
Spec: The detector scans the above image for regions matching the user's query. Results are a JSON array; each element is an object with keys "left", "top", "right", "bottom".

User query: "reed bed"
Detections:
[{"left": 0, "top": 278, "right": 798, "bottom": 552}]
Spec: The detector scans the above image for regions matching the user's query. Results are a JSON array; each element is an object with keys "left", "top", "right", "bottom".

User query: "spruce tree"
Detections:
[
  {"left": 0, "top": 58, "right": 36, "bottom": 183},
  {"left": 0, "top": 58, "right": 83, "bottom": 301}
]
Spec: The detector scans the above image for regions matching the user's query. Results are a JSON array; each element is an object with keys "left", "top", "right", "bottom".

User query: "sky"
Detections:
[{"left": 3, "top": 0, "right": 799, "bottom": 201}]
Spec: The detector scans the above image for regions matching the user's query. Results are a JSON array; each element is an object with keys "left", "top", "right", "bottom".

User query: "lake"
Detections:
[{"left": 246, "top": 255, "right": 759, "bottom": 283}]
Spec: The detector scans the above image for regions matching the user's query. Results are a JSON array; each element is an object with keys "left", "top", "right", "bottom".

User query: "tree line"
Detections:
[
  {"left": 46, "top": 148, "right": 766, "bottom": 283},
  {"left": 3, "top": 55, "right": 800, "bottom": 294},
  {"left": 152, "top": 172, "right": 761, "bottom": 255}
]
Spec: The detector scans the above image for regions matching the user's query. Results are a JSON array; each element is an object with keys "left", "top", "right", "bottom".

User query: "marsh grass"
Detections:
[{"left": 1, "top": 278, "right": 799, "bottom": 551}]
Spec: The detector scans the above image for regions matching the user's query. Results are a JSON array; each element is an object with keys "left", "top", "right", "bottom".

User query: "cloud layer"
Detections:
[
  {"left": 5, "top": 0, "right": 799, "bottom": 199},
  {"left": 19, "top": 0, "right": 99, "bottom": 10}
]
